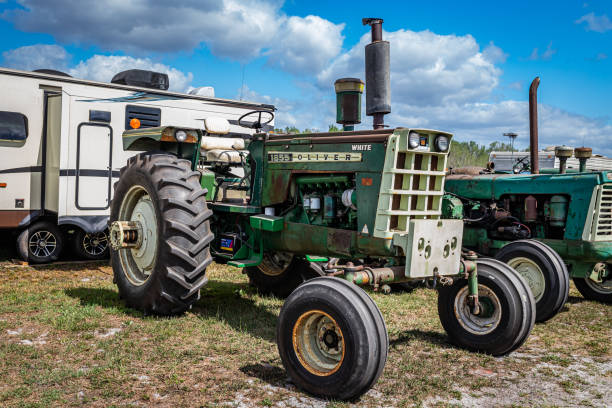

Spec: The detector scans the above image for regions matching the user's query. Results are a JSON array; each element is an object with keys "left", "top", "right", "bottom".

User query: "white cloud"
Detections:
[
  {"left": 576, "top": 12, "right": 612, "bottom": 33},
  {"left": 5, "top": 0, "right": 344, "bottom": 75},
  {"left": 528, "top": 42, "right": 557, "bottom": 61},
  {"left": 266, "top": 15, "right": 345, "bottom": 75},
  {"left": 68, "top": 55, "right": 193, "bottom": 92},
  {"left": 1, "top": 44, "right": 69, "bottom": 71},
  {"left": 1, "top": 44, "right": 194, "bottom": 92},
  {"left": 482, "top": 42, "right": 508, "bottom": 63},
  {"left": 388, "top": 101, "right": 612, "bottom": 156},
  {"left": 319, "top": 29, "right": 502, "bottom": 107}
]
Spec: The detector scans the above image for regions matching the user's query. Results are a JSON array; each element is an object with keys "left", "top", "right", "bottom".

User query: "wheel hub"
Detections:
[
  {"left": 293, "top": 310, "right": 345, "bottom": 376},
  {"left": 454, "top": 284, "right": 502, "bottom": 335},
  {"left": 508, "top": 257, "right": 546, "bottom": 302},
  {"left": 28, "top": 231, "right": 56, "bottom": 258},
  {"left": 115, "top": 185, "right": 159, "bottom": 286}
]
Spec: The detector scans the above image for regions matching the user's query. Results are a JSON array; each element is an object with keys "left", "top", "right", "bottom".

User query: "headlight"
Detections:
[
  {"left": 435, "top": 135, "right": 449, "bottom": 152},
  {"left": 408, "top": 131, "right": 420, "bottom": 149},
  {"left": 175, "top": 130, "right": 188, "bottom": 142}
]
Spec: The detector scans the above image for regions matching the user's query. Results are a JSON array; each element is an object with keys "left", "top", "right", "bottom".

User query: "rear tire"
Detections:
[
  {"left": 16, "top": 221, "right": 64, "bottom": 264},
  {"left": 246, "top": 253, "right": 322, "bottom": 298},
  {"left": 573, "top": 274, "right": 612, "bottom": 304},
  {"left": 74, "top": 229, "right": 109, "bottom": 260},
  {"left": 495, "top": 240, "right": 568, "bottom": 322},
  {"left": 277, "top": 277, "right": 388, "bottom": 400},
  {"left": 110, "top": 153, "right": 213, "bottom": 315},
  {"left": 437, "top": 258, "right": 535, "bottom": 356}
]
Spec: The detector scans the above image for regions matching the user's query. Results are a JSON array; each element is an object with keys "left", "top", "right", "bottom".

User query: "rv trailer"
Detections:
[{"left": 0, "top": 67, "right": 274, "bottom": 263}]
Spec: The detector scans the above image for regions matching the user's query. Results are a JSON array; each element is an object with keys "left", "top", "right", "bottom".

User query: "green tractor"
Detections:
[
  {"left": 443, "top": 78, "right": 611, "bottom": 324},
  {"left": 108, "top": 19, "right": 535, "bottom": 400}
]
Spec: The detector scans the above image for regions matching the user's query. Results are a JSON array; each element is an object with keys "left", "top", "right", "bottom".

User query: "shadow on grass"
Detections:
[
  {"left": 566, "top": 295, "right": 587, "bottom": 304},
  {"left": 65, "top": 279, "right": 279, "bottom": 342},
  {"left": 191, "top": 280, "right": 279, "bottom": 342},
  {"left": 389, "top": 329, "right": 449, "bottom": 348},
  {"left": 64, "top": 287, "right": 144, "bottom": 317},
  {"left": 240, "top": 362, "right": 286, "bottom": 384}
]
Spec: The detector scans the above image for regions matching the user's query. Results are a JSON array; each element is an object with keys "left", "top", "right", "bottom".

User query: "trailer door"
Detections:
[{"left": 75, "top": 123, "right": 112, "bottom": 210}]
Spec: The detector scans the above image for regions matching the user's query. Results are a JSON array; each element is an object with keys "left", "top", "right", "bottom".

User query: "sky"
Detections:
[{"left": 0, "top": 0, "right": 610, "bottom": 154}]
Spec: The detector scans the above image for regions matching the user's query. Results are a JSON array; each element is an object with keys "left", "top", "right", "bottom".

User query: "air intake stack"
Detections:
[
  {"left": 363, "top": 18, "right": 391, "bottom": 129},
  {"left": 335, "top": 78, "right": 364, "bottom": 131}
]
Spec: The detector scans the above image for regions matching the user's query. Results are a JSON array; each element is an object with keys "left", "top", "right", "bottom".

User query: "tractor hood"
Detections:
[{"left": 446, "top": 171, "right": 611, "bottom": 201}]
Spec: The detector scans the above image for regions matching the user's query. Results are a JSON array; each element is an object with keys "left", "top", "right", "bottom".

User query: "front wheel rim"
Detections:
[
  {"left": 28, "top": 231, "right": 57, "bottom": 258},
  {"left": 117, "top": 185, "right": 159, "bottom": 286},
  {"left": 454, "top": 284, "right": 502, "bottom": 335},
  {"left": 292, "top": 310, "right": 345, "bottom": 376},
  {"left": 508, "top": 257, "right": 546, "bottom": 302},
  {"left": 584, "top": 277, "right": 612, "bottom": 294}
]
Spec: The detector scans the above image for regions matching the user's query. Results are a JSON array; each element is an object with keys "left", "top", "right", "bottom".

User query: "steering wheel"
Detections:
[
  {"left": 512, "top": 156, "right": 530, "bottom": 174},
  {"left": 237, "top": 110, "right": 274, "bottom": 131}
]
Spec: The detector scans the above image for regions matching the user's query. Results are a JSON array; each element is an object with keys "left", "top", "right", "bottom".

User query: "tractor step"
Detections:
[{"left": 228, "top": 258, "right": 262, "bottom": 268}]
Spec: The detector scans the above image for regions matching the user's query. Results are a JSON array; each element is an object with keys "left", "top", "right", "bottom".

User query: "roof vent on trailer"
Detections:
[
  {"left": 33, "top": 69, "right": 72, "bottom": 77},
  {"left": 111, "top": 69, "right": 169, "bottom": 90}
]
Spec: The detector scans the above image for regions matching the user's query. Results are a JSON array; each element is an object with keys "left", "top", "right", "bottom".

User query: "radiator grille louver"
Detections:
[
  {"left": 374, "top": 131, "right": 449, "bottom": 239},
  {"left": 595, "top": 184, "right": 612, "bottom": 240}
]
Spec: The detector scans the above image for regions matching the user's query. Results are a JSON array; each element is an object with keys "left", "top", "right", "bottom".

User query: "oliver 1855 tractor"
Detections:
[
  {"left": 108, "top": 19, "right": 534, "bottom": 400},
  {"left": 443, "top": 77, "right": 612, "bottom": 324}
]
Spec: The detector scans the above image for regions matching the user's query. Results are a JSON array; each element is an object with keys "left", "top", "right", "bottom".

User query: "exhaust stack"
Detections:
[
  {"left": 529, "top": 77, "right": 540, "bottom": 174},
  {"left": 363, "top": 18, "right": 390, "bottom": 130}
]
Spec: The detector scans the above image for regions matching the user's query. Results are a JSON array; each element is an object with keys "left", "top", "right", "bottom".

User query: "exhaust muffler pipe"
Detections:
[
  {"left": 363, "top": 18, "right": 390, "bottom": 130},
  {"left": 529, "top": 77, "right": 540, "bottom": 174}
]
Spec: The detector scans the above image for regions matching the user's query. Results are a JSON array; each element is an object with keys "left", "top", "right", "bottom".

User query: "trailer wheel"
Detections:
[
  {"left": 110, "top": 153, "right": 213, "bottom": 315},
  {"left": 495, "top": 240, "right": 569, "bottom": 322},
  {"left": 277, "top": 277, "right": 387, "bottom": 400},
  {"left": 437, "top": 258, "right": 535, "bottom": 356},
  {"left": 16, "top": 221, "right": 64, "bottom": 264},
  {"left": 246, "top": 253, "right": 320, "bottom": 298},
  {"left": 573, "top": 265, "right": 612, "bottom": 303},
  {"left": 74, "top": 229, "right": 109, "bottom": 260}
]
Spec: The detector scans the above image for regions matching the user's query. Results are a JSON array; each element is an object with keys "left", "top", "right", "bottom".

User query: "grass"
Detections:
[{"left": 0, "top": 256, "right": 610, "bottom": 407}]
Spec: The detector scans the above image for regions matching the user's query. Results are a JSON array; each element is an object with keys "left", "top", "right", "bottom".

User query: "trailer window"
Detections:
[{"left": 0, "top": 111, "right": 28, "bottom": 141}]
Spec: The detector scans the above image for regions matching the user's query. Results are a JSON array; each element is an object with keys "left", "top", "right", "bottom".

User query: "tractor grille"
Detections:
[
  {"left": 373, "top": 130, "right": 449, "bottom": 239},
  {"left": 594, "top": 183, "right": 612, "bottom": 240}
]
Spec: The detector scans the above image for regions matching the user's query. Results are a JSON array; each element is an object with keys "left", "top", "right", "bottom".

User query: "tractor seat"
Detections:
[{"left": 201, "top": 118, "right": 248, "bottom": 164}]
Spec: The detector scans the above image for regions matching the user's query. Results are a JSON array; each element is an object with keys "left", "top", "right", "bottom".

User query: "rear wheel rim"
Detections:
[
  {"left": 82, "top": 231, "right": 108, "bottom": 256},
  {"left": 117, "top": 185, "right": 158, "bottom": 286},
  {"left": 28, "top": 231, "right": 57, "bottom": 258},
  {"left": 508, "top": 257, "right": 546, "bottom": 302},
  {"left": 258, "top": 252, "right": 293, "bottom": 277},
  {"left": 292, "top": 310, "right": 345, "bottom": 376},
  {"left": 454, "top": 284, "right": 502, "bottom": 335}
]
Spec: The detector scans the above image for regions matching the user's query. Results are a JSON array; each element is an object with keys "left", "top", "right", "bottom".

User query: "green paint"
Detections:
[{"left": 250, "top": 215, "right": 284, "bottom": 232}]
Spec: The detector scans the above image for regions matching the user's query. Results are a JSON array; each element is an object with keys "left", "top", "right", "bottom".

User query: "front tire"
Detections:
[
  {"left": 277, "top": 277, "right": 388, "bottom": 400},
  {"left": 437, "top": 259, "right": 535, "bottom": 356},
  {"left": 110, "top": 153, "right": 213, "bottom": 315},
  {"left": 495, "top": 240, "right": 569, "bottom": 322},
  {"left": 573, "top": 265, "right": 612, "bottom": 303},
  {"left": 16, "top": 221, "right": 64, "bottom": 264}
]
